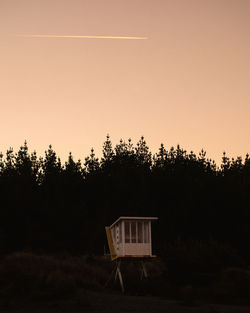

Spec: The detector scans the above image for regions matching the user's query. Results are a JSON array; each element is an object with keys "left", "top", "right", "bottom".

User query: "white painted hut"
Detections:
[{"left": 105, "top": 216, "right": 158, "bottom": 260}]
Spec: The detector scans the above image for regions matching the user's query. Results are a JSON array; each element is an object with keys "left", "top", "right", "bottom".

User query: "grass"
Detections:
[
  {"left": 0, "top": 252, "right": 110, "bottom": 307},
  {"left": 0, "top": 252, "right": 250, "bottom": 311}
]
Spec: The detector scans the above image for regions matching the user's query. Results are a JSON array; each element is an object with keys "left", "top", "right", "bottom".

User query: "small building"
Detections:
[{"left": 105, "top": 216, "right": 158, "bottom": 260}]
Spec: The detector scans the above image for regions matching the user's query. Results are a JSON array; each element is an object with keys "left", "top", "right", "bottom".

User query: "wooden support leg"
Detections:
[
  {"left": 115, "top": 262, "right": 118, "bottom": 281},
  {"left": 116, "top": 260, "right": 124, "bottom": 293},
  {"left": 141, "top": 261, "right": 148, "bottom": 279}
]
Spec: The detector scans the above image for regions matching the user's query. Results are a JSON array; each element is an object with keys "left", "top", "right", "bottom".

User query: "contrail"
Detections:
[{"left": 17, "top": 34, "right": 148, "bottom": 40}]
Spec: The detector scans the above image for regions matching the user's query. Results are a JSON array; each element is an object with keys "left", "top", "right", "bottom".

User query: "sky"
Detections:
[{"left": 0, "top": 0, "right": 249, "bottom": 165}]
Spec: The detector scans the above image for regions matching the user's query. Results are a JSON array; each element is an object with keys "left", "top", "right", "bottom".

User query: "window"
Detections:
[
  {"left": 144, "top": 222, "right": 149, "bottom": 243},
  {"left": 131, "top": 222, "right": 136, "bottom": 243},
  {"left": 137, "top": 222, "right": 143, "bottom": 243},
  {"left": 125, "top": 222, "right": 130, "bottom": 243},
  {"left": 119, "top": 223, "right": 122, "bottom": 243},
  {"left": 124, "top": 220, "right": 150, "bottom": 244}
]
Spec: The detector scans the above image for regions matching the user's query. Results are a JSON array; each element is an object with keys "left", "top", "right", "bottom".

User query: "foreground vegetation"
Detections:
[{"left": 0, "top": 252, "right": 250, "bottom": 311}]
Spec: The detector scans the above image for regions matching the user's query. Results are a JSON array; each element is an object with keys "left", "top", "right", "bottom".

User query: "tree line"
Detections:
[{"left": 0, "top": 136, "right": 249, "bottom": 263}]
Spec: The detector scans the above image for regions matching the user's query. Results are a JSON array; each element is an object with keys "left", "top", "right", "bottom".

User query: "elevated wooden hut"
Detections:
[{"left": 105, "top": 216, "right": 158, "bottom": 260}]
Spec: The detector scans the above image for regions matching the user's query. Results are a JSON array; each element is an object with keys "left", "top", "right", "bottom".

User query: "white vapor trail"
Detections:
[{"left": 17, "top": 34, "right": 148, "bottom": 40}]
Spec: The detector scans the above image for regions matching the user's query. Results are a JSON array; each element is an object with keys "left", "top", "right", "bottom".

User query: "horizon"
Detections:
[{"left": 0, "top": 136, "right": 248, "bottom": 167}]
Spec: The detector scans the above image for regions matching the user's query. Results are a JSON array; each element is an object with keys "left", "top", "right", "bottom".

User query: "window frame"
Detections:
[{"left": 124, "top": 220, "right": 150, "bottom": 244}]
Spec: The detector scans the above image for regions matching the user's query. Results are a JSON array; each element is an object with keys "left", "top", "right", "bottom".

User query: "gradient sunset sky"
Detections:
[{"left": 0, "top": 0, "right": 249, "bottom": 164}]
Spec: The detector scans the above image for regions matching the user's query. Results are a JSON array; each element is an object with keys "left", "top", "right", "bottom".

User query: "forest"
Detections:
[{"left": 0, "top": 135, "right": 249, "bottom": 266}]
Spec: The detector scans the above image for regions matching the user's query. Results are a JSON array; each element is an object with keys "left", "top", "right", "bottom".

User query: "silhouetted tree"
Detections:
[{"left": 0, "top": 137, "right": 249, "bottom": 264}]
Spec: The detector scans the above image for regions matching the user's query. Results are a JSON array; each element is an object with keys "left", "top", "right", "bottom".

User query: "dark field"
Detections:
[
  {"left": 0, "top": 253, "right": 250, "bottom": 313},
  {"left": 2, "top": 291, "right": 250, "bottom": 313}
]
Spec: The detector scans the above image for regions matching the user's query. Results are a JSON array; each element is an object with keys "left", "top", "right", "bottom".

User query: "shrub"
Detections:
[
  {"left": 215, "top": 267, "right": 250, "bottom": 301},
  {"left": 0, "top": 252, "right": 110, "bottom": 305},
  {"left": 163, "top": 238, "right": 246, "bottom": 285}
]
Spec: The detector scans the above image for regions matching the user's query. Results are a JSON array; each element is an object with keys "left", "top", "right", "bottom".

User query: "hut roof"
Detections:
[{"left": 110, "top": 216, "right": 158, "bottom": 228}]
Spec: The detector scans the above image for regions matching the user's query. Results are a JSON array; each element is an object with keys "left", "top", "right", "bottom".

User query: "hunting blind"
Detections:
[{"left": 105, "top": 216, "right": 158, "bottom": 292}]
